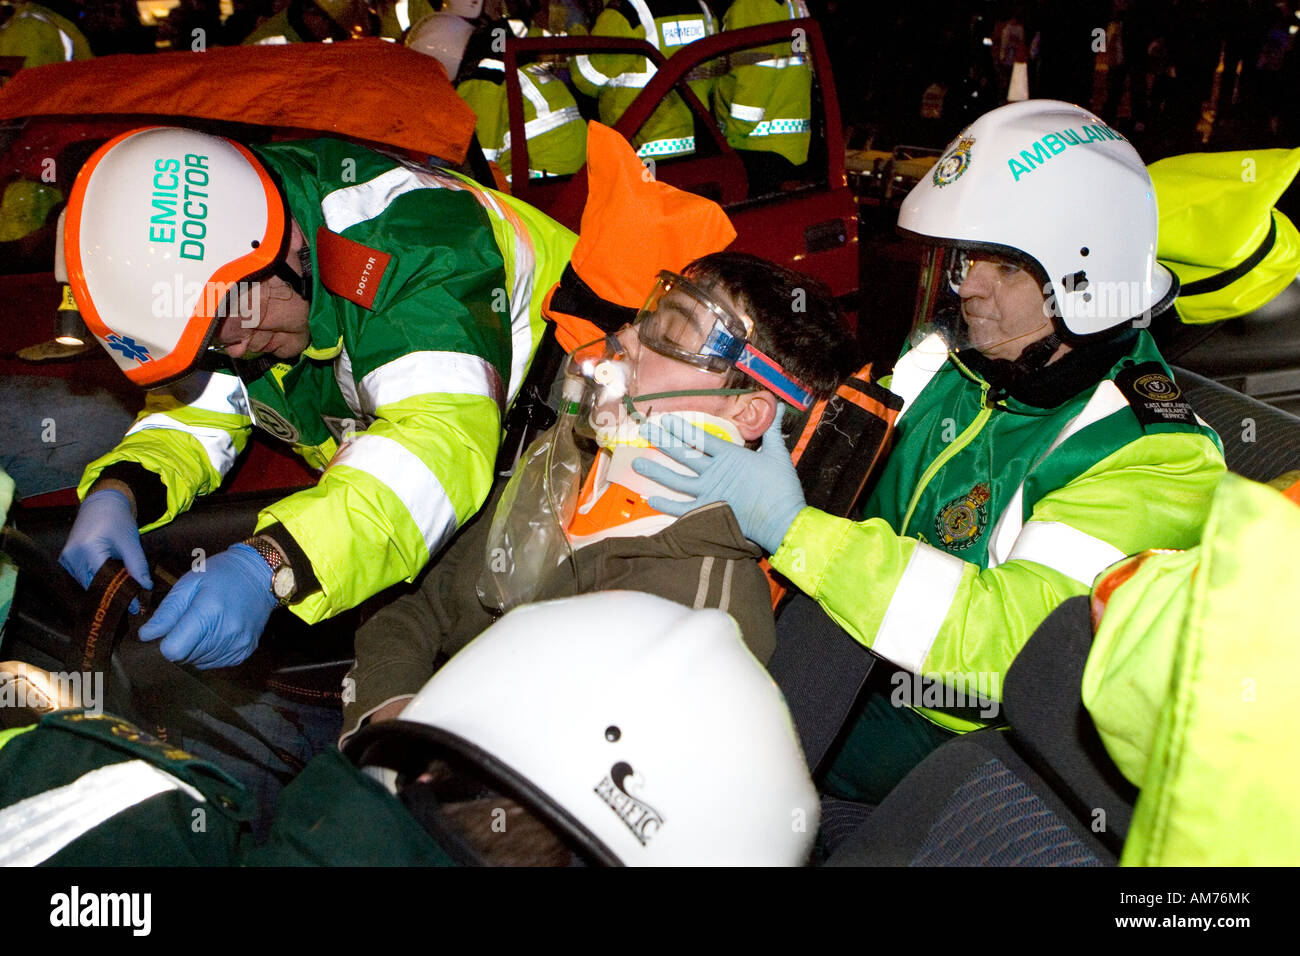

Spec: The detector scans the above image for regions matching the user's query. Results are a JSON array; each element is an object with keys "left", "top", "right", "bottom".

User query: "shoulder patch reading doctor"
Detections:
[{"left": 315, "top": 227, "right": 392, "bottom": 310}]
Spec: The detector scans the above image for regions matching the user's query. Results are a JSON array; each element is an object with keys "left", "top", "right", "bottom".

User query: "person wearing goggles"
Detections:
[
  {"left": 339, "top": 252, "right": 855, "bottom": 744},
  {"left": 637, "top": 100, "right": 1226, "bottom": 805}
]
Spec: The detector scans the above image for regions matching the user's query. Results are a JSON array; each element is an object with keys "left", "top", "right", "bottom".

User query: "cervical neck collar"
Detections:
[{"left": 568, "top": 412, "right": 743, "bottom": 548}]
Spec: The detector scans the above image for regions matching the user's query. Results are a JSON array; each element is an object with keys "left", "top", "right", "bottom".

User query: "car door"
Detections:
[{"left": 502, "top": 18, "right": 860, "bottom": 333}]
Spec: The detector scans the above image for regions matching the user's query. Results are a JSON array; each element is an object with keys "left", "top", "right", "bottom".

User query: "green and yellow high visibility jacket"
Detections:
[
  {"left": 1150, "top": 147, "right": 1300, "bottom": 325},
  {"left": 713, "top": 0, "right": 812, "bottom": 166},
  {"left": 376, "top": 0, "right": 435, "bottom": 40},
  {"left": 78, "top": 139, "right": 577, "bottom": 625},
  {"left": 571, "top": 0, "right": 718, "bottom": 160},
  {"left": 1083, "top": 473, "right": 1300, "bottom": 865},
  {"left": 0, "top": 711, "right": 457, "bottom": 865},
  {"left": 769, "top": 330, "right": 1225, "bottom": 733},
  {"left": 0, "top": 3, "right": 92, "bottom": 72},
  {"left": 458, "top": 59, "right": 588, "bottom": 182}
]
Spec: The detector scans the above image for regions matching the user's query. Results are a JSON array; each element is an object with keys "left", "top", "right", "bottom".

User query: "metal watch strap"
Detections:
[
  {"left": 242, "top": 536, "right": 285, "bottom": 573},
  {"left": 242, "top": 535, "right": 298, "bottom": 605}
]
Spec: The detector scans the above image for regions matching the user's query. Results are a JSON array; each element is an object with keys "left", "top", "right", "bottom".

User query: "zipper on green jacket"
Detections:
[{"left": 899, "top": 378, "right": 994, "bottom": 536}]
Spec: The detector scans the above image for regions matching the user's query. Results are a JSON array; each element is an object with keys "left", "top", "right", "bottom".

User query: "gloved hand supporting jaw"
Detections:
[
  {"left": 59, "top": 487, "right": 152, "bottom": 613},
  {"left": 138, "top": 543, "right": 277, "bottom": 670},
  {"left": 633, "top": 405, "right": 807, "bottom": 555}
]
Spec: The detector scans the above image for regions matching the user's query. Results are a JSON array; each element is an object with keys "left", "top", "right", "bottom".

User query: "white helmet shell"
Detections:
[
  {"left": 361, "top": 591, "right": 819, "bottom": 866},
  {"left": 65, "top": 127, "right": 285, "bottom": 385},
  {"left": 898, "top": 99, "right": 1176, "bottom": 336},
  {"left": 405, "top": 11, "right": 475, "bottom": 81},
  {"left": 440, "top": 0, "right": 485, "bottom": 17}
]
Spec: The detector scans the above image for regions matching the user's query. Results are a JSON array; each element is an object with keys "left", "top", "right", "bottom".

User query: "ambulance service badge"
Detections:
[
  {"left": 935, "top": 482, "right": 991, "bottom": 551},
  {"left": 933, "top": 136, "right": 974, "bottom": 188}
]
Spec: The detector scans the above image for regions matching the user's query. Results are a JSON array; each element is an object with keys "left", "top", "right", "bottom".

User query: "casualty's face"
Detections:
[
  {"left": 955, "top": 253, "right": 1055, "bottom": 362},
  {"left": 213, "top": 223, "right": 312, "bottom": 361},
  {"left": 609, "top": 282, "right": 748, "bottom": 423}
]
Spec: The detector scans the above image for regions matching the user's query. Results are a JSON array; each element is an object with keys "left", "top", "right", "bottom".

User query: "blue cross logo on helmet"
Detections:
[{"left": 105, "top": 334, "right": 152, "bottom": 364}]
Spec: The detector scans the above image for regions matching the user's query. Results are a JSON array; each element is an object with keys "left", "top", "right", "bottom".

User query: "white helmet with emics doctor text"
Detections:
[{"left": 63, "top": 126, "right": 290, "bottom": 386}]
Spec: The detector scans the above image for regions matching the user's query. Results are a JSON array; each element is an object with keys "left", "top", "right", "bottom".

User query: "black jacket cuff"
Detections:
[
  {"left": 97, "top": 462, "right": 169, "bottom": 527},
  {"left": 257, "top": 521, "right": 322, "bottom": 599}
]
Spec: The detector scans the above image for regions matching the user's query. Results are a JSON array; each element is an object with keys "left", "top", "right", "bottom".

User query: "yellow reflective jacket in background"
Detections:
[
  {"left": 713, "top": 0, "right": 812, "bottom": 166},
  {"left": 0, "top": 2, "right": 92, "bottom": 72},
  {"left": 1084, "top": 472, "right": 1300, "bottom": 865},
  {"left": 1151, "top": 148, "right": 1300, "bottom": 325},
  {"left": 571, "top": 0, "right": 718, "bottom": 160}
]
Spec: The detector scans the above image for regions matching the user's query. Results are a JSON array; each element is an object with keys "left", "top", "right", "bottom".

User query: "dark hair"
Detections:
[{"left": 682, "top": 252, "right": 856, "bottom": 402}]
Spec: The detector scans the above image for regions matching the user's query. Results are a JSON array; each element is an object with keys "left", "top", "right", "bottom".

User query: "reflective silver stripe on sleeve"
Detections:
[
  {"left": 126, "top": 417, "right": 240, "bottom": 476},
  {"left": 871, "top": 542, "right": 966, "bottom": 674},
  {"left": 603, "top": 68, "right": 657, "bottom": 88},
  {"left": 729, "top": 102, "right": 766, "bottom": 123},
  {"left": 360, "top": 351, "right": 505, "bottom": 414},
  {"left": 154, "top": 371, "right": 250, "bottom": 417},
  {"left": 0, "top": 760, "right": 206, "bottom": 867},
  {"left": 329, "top": 434, "right": 459, "bottom": 553},
  {"left": 503, "top": 105, "right": 584, "bottom": 152},
  {"left": 1005, "top": 521, "right": 1125, "bottom": 587}
]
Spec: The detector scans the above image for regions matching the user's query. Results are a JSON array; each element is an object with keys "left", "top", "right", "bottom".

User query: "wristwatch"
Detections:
[{"left": 242, "top": 535, "right": 297, "bottom": 605}]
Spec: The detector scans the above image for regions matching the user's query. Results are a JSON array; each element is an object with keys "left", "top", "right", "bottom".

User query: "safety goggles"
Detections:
[{"left": 633, "top": 270, "right": 814, "bottom": 410}]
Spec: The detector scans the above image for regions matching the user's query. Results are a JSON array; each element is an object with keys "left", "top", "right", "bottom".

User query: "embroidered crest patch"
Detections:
[
  {"left": 934, "top": 482, "right": 991, "bottom": 551},
  {"left": 933, "top": 136, "right": 974, "bottom": 188}
]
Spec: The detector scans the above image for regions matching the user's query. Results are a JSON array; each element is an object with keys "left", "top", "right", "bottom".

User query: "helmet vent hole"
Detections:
[
  {"left": 604, "top": 726, "right": 621, "bottom": 742},
  {"left": 1063, "top": 270, "right": 1090, "bottom": 292},
  {"left": 1080, "top": 247, "right": 1089, "bottom": 257}
]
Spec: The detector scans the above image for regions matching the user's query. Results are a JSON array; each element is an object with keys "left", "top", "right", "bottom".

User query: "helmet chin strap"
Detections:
[{"left": 272, "top": 244, "right": 313, "bottom": 302}]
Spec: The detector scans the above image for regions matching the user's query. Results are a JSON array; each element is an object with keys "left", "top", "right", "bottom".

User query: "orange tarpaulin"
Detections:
[{"left": 0, "top": 39, "right": 476, "bottom": 164}]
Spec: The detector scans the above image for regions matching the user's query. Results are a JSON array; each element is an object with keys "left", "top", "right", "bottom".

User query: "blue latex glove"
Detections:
[
  {"left": 59, "top": 488, "right": 152, "bottom": 612},
  {"left": 138, "top": 543, "right": 276, "bottom": 670},
  {"left": 633, "top": 406, "right": 806, "bottom": 554}
]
